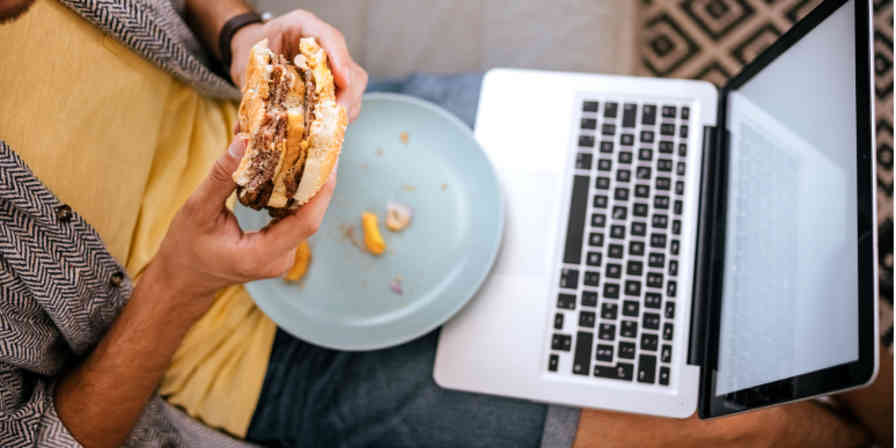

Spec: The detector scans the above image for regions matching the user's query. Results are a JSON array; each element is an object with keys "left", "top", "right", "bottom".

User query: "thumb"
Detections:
[{"left": 195, "top": 135, "right": 248, "bottom": 215}]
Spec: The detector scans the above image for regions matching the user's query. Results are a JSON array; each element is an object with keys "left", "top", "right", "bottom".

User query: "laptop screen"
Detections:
[{"left": 715, "top": 0, "right": 859, "bottom": 396}]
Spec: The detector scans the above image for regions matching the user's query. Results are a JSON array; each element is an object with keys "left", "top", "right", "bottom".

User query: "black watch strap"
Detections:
[{"left": 218, "top": 11, "right": 264, "bottom": 71}]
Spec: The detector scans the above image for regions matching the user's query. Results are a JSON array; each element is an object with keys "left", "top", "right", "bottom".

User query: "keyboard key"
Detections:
[
  {"left": 636, "top": 166, "right": 651, "bottom": 180},
  {"left": 579, "top": 311, "right": 596, "bottom": 328},
  {"left": 638, "top": 148, "right": 653, "bottom": 161},
  {"left": 596, "top": 344, "right": 614, "bottom": 362},
  {"left": 670, "top": 240, "right": 679, "bottom": 255},
  {"left": 610, "top": 224, "right": 626, "bottom": 239},
  {"left": 579, "top": 135, "right": 594, "bottom": 147},
  {"left": 619, "top": 341, "right": 636, "bottom": 359},
  {"left": 645, "top": 292, "right": 662, "bottom": 308},
  {"left": 576, "top": 153, "right": 593, "bottom": 170},
  {"left": 643, "top": 312, "right": 661, "bottom": 330},
  {"left": 622, "top": 300, "right": 639, "bottom": 317},
  {"left": 638, "top": 354, "right": 657, "bottom": 383},
  {"left": 573, "top": 331, "right": 594, "bottom": 375},
  {"left": 648, "top": 253, "right": 665, "bottom": 268},
  {"left": 563, "top": 175, "right": 589, "bottom": 264},
  {"left": 601, "top": 303, "right": 618, "bottom": 320},
  {"left": 621, "top": 320, "right": 638, "bottom": 338},
  {"left": 586, "top": 251, "right": 602, "bottom": 267},
  {"left": 661, "top": 105, "right": 677, "bottom": 118},
  {"left": 656, "top": 176, "right": 671, "bottom": 190},
  {"left": 681, "top": 106, "right": 690, "bottom": 119},
  {"left": 672, "top": 220, "right": 681, "bottom": 236},
  {"left": 596, "top": 177, "right": 610, "bottom": 190},
  {"left": 554, "top": 313, "right": 564, "bottom": 330},
  {"left": 641, "top": 333, "right": 659, "bottom": 351},
  {"left": 679, "top": 125, "right": 688, "bottom": 138},
  {"left": 633, "top": 203, "right": 648, "bottom": 217},
  {"left": 650, "top": 234, "right": 667, "bottom": 248},
  {"left": 622, "top": 103, "right": 637, "bottom": 127},
  {"left": 647, "top": 272, "right": 664, "bottom": 288},
  {"left": 677, "top": 162, "right": 686, "bottom": 176},
  {"left": 558, "top": 293, "right": 576, "bottom": 310},
  {"left": 591, "top": 213, "right": 606, "bottom": 227},
  {"left": 675, "top": 181, "right": 684, "bottom": 195},
  {"left": 584, "top": 271, "right": 600, "bottom": 287},
  {"left": 658, "top": 158, "right": 673, "bottom": 172},
  {"left": 598, "top": 323, "right": 616, "bottom": 341},
  {"left": 659, "top": 366, "right": 670, "bottom": 385},
  {"left": 583, "top": 101, "right": 598, "bottom": 112},
  {"left": 560, "top": 268, "right": 579, "bottom": 289},
  {"left": 604, "top": 102, "right": 618, "bottom": 118},
  {"left": 597, "top": 158, "right": 612, "bottom": 171},
  {"left": 581, "top": 118, "right": 597, "bottom": 130},
  {"left": 654, "top": 195, "right": 669, "bottom": 209},
  {"left": 594, "top": 363, "right": 633, "bottom": 381},
  {"left": 616, "top": 169, "right": 631, "bottom": 183},
  {"left": 600, "top": 141, "right": 614, "bottom": 153},
  {"left": 631, "top": 222, "right": 647, "bottom": 236},
  {"left": 614, "top": 188, "right": 629, "bottom": 201},
  {"left": 678, "top": 143, "right": 687, "bottom": 157},
  {"left": 602, "top": 124, "right": 616, "bottom": 135},
  {"left": 659, "top": 141, "right": 674, "bottom": 153},
  {"left": 635, "top": 184, "right": 650, "bottom": 198},
  {"left": 665, "top": 302, "right": 675, "bottom": 319},
  {"left": 612, "top": 206, "right": 627, "bottom": 220},
  {"left": 640, "top": 130, "right": 655, "bottom": 143},
  {"left": 660, "top": 123, "right": 675, "bottom": 136},
  {"left": 588, "top": 232, "right": 604, "bottom": 247},
  {"left": 626, "top": 260, "right": 643, "bottom": 275},
  {"left": 661, "top": 344, "right": 672, "bottom": 363},
  {"left": 674, "top": 200, "right": 683, "bottom": 215},
  {"left": 618, "top": 151, "right": 633, "bottom": 164},
  {"left": 548, "top": 353, "right": 559, "bottom": 372},
  {"left": 652, "top": 214, "right": 668, "bottom": 229},
  {"left": 606, "top": 264, "right": 622, "bottom": 279},
  {"left": 603, "top": 282, "right": 620, "bottom": 299},
  {"left": 593, "top": 195, "right": 608, "bottom": 208},
  {"left": 621, "top": 134, "right": 634, "bottom": 146},
  {"left": 663, "top": 323, "right": 674, "bottom": 341},
  {"left": 608, "top": 244, "right": 624, "bottom": 259},
  {"left": 667, "top": 280, "right": 677, "bottom": 297},
  {"left": 552, "top": 333, "right": 572, "bottom": 351},
  {"left": 624, "top": 280, "right": 641, "bottom": 296},
  {"left": 641, "top": 104, "right": 656, "bottom": 125},
  {"left": 582, "top": 291, "right": 598, "bottom": 307}
]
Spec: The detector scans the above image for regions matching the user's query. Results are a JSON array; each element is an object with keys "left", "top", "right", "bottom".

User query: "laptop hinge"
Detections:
[{"left": 687, "top": 124, "right": 722, "bottom": 367}]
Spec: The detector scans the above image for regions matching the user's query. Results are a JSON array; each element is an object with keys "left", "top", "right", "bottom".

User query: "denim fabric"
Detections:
[{"left": 245, "top": 73, "right": 549, "bottom": 448}]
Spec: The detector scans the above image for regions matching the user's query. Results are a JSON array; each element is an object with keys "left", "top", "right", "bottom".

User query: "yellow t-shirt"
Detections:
[{"left": 0, "top": 0, "right": 276, "bottom": 438}]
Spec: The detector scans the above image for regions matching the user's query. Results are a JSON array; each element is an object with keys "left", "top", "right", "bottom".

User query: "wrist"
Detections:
[
  {"left": 139, "top": 258, "right": 214, "bottom": 321},
  {"left": 229, "top": 22, "right": 266, "bottom": 87}
]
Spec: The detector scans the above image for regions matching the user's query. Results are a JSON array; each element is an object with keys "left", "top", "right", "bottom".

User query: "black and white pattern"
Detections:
[{"left": 57, "top": 0, "right": 240, "bottom": 100}]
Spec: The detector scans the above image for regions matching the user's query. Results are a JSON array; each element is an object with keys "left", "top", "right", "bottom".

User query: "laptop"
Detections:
[{"left": 434, "top": 0, "right": 878, "bottom": 419}]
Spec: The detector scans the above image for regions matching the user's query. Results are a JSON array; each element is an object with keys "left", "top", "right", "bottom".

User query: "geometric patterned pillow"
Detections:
[{"left": 638, "top": 0, "right": 893, "bottom": 350}]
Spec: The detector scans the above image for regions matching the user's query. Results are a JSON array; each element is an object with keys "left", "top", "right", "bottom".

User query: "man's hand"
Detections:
[{"left": 229, "top": 11, "right": 367, "bottom": 122}]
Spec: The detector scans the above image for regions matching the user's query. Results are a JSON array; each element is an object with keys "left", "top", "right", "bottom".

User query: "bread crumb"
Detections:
[
  {"left": 361, "top": 163, "right": 368, "bottom": 170},
  {"left": 340, "top": 224, "right": 362, "bottom": 249},
  {"left": 401, "top": 185, "right": 416, "bottom": 192},
  {"left": 400, "top": 131, "right": 409, "bottom": 144},
  {"left": 441, "top": 184, "right": 448, "bottom": 191},
  {"left": 376, "top": 148, "right": 384, "bottom": 156}
]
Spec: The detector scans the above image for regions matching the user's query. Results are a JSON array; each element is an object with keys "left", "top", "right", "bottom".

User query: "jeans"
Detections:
[{"left": 245, "top": 73, "right": 548, "bottom": 448}]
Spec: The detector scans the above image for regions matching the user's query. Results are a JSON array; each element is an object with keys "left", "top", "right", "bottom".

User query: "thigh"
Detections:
[{"left": 246, "top": 329, "right": 547, "bottom": 448}]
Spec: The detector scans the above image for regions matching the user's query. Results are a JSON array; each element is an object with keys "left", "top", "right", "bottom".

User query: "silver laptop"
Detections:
[{"left": 434, "top": 0, "right": 879, "bottom": 418}]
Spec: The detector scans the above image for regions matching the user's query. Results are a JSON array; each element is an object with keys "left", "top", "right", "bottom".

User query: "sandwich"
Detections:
[{"left": 232, "top": 37, "right": 347, "bottom": 217}]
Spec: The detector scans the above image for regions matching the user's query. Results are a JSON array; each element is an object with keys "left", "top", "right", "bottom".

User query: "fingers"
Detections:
[
  {"left": 336, "top": 63, "right": 367, "bottom": 121},
  {"left": 244, "top": 163, "right": 338, "bottom": 258},
  {"left": 190, "top": 136, "right": 248, "bottom": 219}
]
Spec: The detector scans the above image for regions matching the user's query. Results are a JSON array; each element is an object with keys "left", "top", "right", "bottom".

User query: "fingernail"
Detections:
[{"left": 229, "top": 136, "right": 248, "bottom": 159}]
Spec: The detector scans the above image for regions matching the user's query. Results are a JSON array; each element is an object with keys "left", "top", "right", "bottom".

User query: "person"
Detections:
[{"left": 0, "top": 1, "right": 891, "bottom": 447}]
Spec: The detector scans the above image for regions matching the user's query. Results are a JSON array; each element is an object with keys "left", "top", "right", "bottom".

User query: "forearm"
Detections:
[
  {"left": 184, "top": 0, "right": 254, "bottom": 61},
  {"left": 836, "top": 347, "right": 894, "bottom": 447},
  {"left": 54, "top": 262, "right": 209, "bottom": 448}
]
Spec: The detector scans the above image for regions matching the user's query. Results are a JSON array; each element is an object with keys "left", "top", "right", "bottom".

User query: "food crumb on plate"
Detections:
[
  {"left": 401, "top": 185, "right": 416, "bottom": 192},
  {"left": 441, "top": 184, "right": 448, "bottom": 191},
  {"left": 376, "top": 147, "right": 384, "bottom": 156},
  {"left": 400, "top": 131, "right": 409, "bottom": 144},
  {"left": 386, "top": 201, "right": 413, "bottom": 232},
  {"left": 390, "top": 277, "right": 403, "bottom": 295},
  {"left": 340, "top": 224, "right": 362, "bottom": 249}
]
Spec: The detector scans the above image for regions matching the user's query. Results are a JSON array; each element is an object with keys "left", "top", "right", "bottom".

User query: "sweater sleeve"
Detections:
[{"left": 0, "top": 363, "right": 83, "bottom": 447}]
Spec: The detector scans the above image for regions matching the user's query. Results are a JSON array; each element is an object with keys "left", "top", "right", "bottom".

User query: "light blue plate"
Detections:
[{"left": 235, "top": 93, "right": 504, "bottom": 351}]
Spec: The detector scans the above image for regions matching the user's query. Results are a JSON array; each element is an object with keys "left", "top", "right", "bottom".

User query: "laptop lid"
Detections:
[{"left": 695, "top": 0, "right": 877, "bottom": 418}]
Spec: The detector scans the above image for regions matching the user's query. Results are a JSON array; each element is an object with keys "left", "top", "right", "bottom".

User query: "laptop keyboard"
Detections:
[{"left": 548, "top": 98, "right": 692, "bottom": 387}]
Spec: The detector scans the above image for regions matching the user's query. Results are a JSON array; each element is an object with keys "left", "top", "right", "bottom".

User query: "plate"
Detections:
[{"left": 235, "top": 93, "right": 504, "bottom": 350}]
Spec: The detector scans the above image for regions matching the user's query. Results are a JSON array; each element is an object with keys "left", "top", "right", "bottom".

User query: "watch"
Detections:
[{"left": 218, "top": 11, "right": 264, "bottom": 71}]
